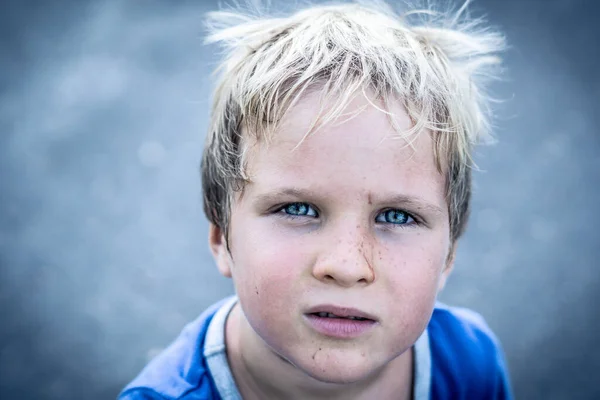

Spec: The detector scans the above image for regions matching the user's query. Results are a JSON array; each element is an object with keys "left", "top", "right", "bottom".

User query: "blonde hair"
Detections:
[{"left": 201, "top": 0, "right": 505, "bottom": 244}]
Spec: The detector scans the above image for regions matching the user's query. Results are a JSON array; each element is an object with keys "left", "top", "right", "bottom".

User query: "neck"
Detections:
[{"left": 225, "top": 304, "right": 413, "bottom": 400}]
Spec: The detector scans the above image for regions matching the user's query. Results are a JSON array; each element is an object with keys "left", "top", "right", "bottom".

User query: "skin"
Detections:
[{"left": 209, "top": 90, "right": 455, "bottom": 400}]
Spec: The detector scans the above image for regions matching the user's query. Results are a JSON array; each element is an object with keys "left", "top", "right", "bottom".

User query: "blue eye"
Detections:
[
  {"left": 281, "top": 202, "right": 318, "bottom": 218},
  {"left": 376, "top": 209, "right": 413, "bottom": 225}
]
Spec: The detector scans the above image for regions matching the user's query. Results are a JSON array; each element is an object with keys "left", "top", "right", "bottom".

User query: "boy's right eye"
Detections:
[{"left": 279, "top": 202, "right": 319, "bottom": 218}]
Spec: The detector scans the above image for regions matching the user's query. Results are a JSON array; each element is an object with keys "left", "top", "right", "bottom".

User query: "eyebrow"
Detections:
[
  {"left": 252, "top": 187, "right": 445, "bottom": 216},
  {"left": 253, "top": 187, "right": 320, "bottom": 204},
  {"left": 376, "top": 194, "right": 445, "bottom": 216}
]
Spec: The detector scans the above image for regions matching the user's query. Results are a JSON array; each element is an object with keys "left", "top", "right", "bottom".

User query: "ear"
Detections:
[
  {"left": 438, "top": 243, "right": 457, "bottom": 291},
  {"left": 208, "top": 223, "right": 233, "bottom": 278}
]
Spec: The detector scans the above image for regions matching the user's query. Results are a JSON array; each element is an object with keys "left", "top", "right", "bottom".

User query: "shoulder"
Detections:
[
  {"left": 428, "top": 303, "right": 513, "bottom": 400},
  {"left": 118, "top": 297, "right": 232, "bottom": 400}
]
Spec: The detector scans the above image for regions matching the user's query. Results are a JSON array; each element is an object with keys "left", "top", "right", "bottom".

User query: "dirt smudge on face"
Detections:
[{"left": 312, "top": 347, "right": 322, "bottom": 360}]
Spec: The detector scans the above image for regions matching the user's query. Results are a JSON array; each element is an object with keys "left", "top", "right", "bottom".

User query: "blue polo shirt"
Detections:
[{"left": 118, "top": 297, "right": 512, "bottom": 400}]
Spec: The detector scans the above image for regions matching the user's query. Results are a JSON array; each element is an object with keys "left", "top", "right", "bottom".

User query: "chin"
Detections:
[{"left": 294, "top": 352, "right": 384, "bottom": 385}]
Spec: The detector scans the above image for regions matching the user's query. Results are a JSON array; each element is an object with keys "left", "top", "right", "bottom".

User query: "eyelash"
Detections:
[{"left": 276, "top": 202, "right": 418, "bottom": 227}]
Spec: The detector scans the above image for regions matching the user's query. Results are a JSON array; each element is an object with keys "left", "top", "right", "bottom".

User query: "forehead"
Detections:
[{"left": 242, "top": 90, "right": 445, "bottom": 204}]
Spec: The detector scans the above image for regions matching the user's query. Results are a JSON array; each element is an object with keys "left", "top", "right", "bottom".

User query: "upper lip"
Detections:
[{"left": 305, "top": 304, "right": 378, "bottom": 321}]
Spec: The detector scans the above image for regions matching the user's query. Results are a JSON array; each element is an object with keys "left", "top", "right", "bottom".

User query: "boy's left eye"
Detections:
[{"left": 375, "top": 209, "right": 414, "bottom": 225}]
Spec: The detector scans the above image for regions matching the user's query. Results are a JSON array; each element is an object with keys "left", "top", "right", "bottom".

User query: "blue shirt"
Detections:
[{"left": 118, "top": 297, "right": 512, "bottom": 400}]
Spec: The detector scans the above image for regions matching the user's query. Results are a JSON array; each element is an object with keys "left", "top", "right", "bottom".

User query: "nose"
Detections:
[{"left": 311, "top": 225, "right": 376, "bottom": 287}]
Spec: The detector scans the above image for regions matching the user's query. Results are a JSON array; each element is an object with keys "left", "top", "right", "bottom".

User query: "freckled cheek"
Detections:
[{"left": 378, "top": 238, "right": 447, "bottom": 301}]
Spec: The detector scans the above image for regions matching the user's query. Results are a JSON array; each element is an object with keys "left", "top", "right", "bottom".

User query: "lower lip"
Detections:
[{"left": 304, "top": 314, "right": 377, "bottom": 339}]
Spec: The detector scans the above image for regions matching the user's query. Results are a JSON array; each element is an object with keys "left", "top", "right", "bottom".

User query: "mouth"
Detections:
[
  {"left": 304, "top": 305, "right": 378, "bottom": 338},
  {"left": 310, "top": 312, "right": 370, "bottom": 321},
  {"left": 305, "top": 305, "right": 378, "bottom": 322}
]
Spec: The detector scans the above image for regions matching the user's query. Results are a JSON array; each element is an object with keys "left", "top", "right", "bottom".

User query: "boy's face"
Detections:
[{"left": 210, "top": 91, "right": 454, "bottom": 384}]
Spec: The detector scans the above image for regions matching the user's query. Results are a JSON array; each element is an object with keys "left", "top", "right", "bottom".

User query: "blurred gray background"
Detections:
[{"left": 0, "top": 0, "right": 598, "bottom": 399}]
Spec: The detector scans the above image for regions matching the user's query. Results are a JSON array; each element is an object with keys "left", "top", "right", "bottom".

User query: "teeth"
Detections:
[
  {"left": 316, "top": 312, "right": 338, "bottom": 318},
  {"left": 315, "top": 312, "right": 366, "bottom": 320}
]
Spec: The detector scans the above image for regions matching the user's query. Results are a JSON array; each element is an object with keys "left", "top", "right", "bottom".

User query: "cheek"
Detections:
[
  {"left": 379, "top": 233, "right": 449, "bottom": 310},
  {"left": 230, "top": 220, "right": 311, "bottom": 319}
]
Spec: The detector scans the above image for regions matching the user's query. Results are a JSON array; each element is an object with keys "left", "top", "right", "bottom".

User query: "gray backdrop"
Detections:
[{"left": 1, "top": 0, "right": 598, "bottom": 399}]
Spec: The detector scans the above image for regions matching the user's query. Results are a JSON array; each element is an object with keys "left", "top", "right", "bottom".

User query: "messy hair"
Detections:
[{"left": 201, "top": 0, "right": 505, "bottom": 244}]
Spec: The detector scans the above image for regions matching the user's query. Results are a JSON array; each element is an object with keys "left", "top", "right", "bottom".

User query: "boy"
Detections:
[{"left": 119, "top": 1, "right": 512, "bottom": 399}]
